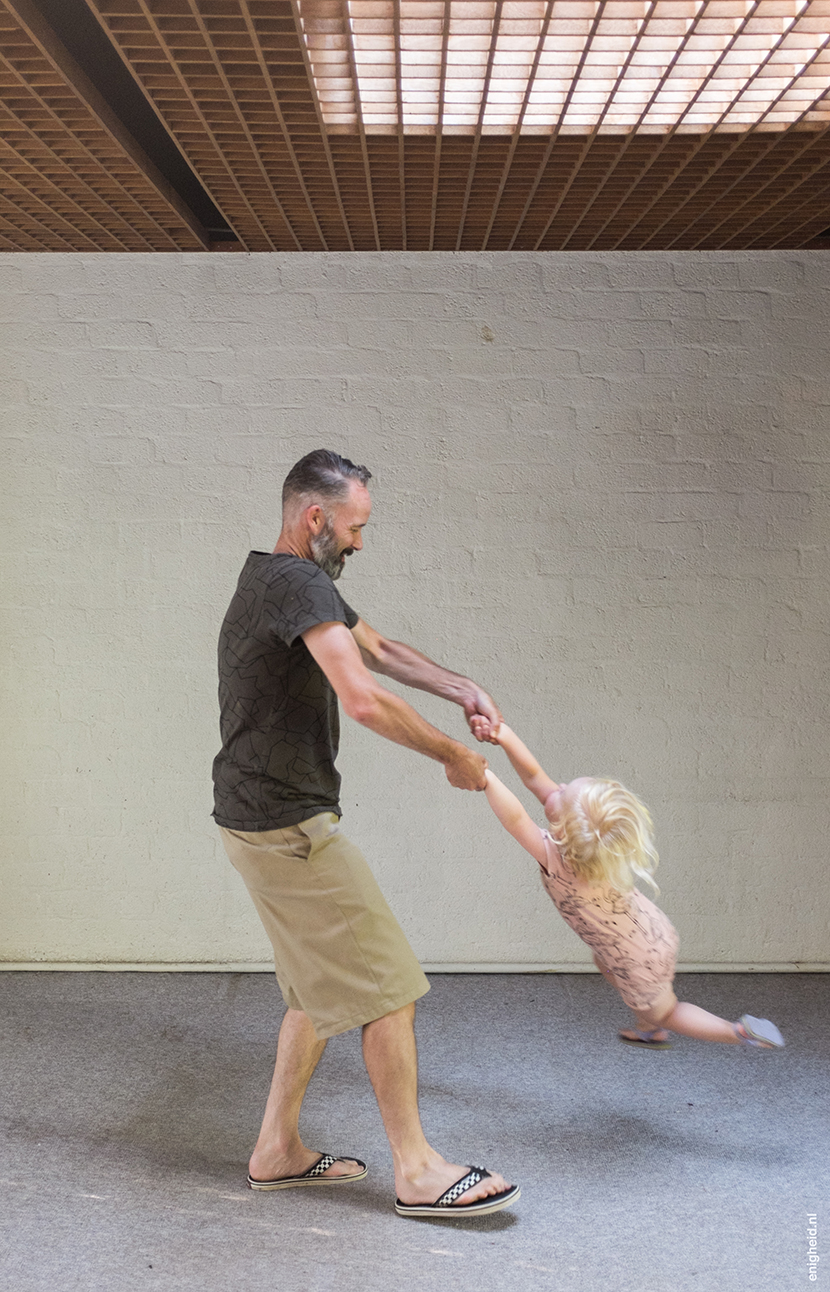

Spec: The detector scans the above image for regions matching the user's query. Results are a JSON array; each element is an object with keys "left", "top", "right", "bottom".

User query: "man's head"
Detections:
[{"left": 281, "top": 449, "right": 373, "bottom": 581}]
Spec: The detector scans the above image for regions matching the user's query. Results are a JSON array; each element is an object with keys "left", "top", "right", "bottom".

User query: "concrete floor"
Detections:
[{"left": 0, "top": 970, "right": 825, "bottom": 1292}]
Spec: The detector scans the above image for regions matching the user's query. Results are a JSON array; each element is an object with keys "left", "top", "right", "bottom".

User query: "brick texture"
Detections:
[{"left": 1, "top": 251, "right": 828, "bottom": 968}]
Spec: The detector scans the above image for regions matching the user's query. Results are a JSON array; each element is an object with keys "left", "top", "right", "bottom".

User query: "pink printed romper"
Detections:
[{"left": 540, "top": 831, "right": 680, "bottom": 1025}]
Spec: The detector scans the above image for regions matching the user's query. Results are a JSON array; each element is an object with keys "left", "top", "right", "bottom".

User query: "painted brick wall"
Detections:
[{"left": 1, "top": 251, "right": 828, "bottom": 969}]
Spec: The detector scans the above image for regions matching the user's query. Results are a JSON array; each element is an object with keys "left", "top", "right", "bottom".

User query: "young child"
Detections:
[{"left": 475, "top": 720, "right": 784, "bottom": 1051}]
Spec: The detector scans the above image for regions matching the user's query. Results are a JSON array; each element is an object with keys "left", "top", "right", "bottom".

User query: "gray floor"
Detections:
[{"left": 0, "top": 971, "right": 825, "bottom": 1292}]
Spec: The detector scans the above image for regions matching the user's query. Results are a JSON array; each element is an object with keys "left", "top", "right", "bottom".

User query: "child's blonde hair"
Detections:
[{"left": 548, "top": 779, "right": 659, "bottom": 895}]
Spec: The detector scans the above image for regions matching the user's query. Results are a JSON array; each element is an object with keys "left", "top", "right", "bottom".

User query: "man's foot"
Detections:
[
  {"left": 395, "top": 1164, "right": 519, "bottom": 1217},
  {"left": 248, "top": 1146, "right": 366, "bottom": 1188},
  {"left": 394, "top": 1152, "right": 514, "bottom": 1211},
  {"left": 619, "top": 1028, "right": 672, "bottom": 1048}
]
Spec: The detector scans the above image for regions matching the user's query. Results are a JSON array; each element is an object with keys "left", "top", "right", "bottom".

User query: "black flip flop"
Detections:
[
  {"left": 248, "top": 1153, "right": 367, "bottom": 1190},
  {"left": 395, "top": 1166, "right": 520, "bottom": 1218}
]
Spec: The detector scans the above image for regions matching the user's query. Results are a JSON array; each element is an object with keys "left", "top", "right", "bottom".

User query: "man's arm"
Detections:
[
  {"left": 350, "top": 617, "right": 501, "bottom": 742},
  {"left": 302, "top": 620, "right": 488, "bottom": 790}
]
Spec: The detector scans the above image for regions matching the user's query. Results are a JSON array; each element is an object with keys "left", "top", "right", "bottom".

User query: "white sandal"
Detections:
[{"left": 734, "top": 1015, "right": 785, "bottom": 1049}]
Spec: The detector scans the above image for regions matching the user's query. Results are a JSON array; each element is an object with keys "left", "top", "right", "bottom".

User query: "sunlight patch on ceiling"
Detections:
[{"left": 296, "top": 0, "right": 830, "bottom": 134}]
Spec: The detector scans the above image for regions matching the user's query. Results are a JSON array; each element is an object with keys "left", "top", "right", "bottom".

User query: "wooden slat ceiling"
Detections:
[
  {"left": 0, "top": 0, "right": 208, "bottom": 249},
  {"left": 1, "top": 0, "right": 829, "bottom": 251}
]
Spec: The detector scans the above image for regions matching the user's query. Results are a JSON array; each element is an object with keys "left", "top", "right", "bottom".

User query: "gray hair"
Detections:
[{"left": 282, "top": 449, "right": 372, "bottom": 512}]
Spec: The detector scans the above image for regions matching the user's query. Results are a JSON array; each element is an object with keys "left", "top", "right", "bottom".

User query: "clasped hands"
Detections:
[{"left": 441, "top": 691, "right": 502, "bottom": 792}]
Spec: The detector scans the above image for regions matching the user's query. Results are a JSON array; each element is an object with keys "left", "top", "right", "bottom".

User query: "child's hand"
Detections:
[
  {"left": 464, "top": 688, "right": 502, "bottom": 743},
  {"left": 470, "top": 714, "right": 499, "bottom": 743}
]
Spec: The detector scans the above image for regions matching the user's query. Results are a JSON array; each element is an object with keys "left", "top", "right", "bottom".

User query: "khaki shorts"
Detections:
[{"left": 219, "top": 812, "right": 429, "bottom": 1039}]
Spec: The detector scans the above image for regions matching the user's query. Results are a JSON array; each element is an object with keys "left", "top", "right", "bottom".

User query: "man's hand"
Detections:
[
  {"left": 463, "top": 688, "right": 503, "bottom": 743},
  {"left": 444, "top": 743, "right": 488, "bottom": 791}
]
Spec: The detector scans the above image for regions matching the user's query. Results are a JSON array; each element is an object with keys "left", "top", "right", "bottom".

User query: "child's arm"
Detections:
[
  {"left": 493, "top": 723, "right": 559, "bottom": 809},
  {"left": 484, "top": 770, "right": 548, "bottom": 868}
]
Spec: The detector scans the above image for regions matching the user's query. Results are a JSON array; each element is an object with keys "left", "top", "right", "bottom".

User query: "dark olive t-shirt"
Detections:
[{"left": 212, "top": 552, "right": 359, "bottom": 831}]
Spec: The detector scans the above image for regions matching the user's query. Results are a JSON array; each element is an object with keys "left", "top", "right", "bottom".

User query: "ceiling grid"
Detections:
[
  {"left": 1, "top": 0, "right": 207, "bottom": 250},
  {"left": 503, "top": 4, "right": 613, "bottom": 249},
  {"left": 90, "top": 0, "right": 295, "bottom": 248},
  {"left": 479, "top": 0, "right": 557, "bottom": 247},
  {"left": 764, "top": 175, "right": 830, "bottom": 240},
  {"left": 670, "top": 83, "right": 830, "bottom": 246},
  {"left": 568, "top": 0, "right": 769, "bottom": 248},
  {"left": 561, "top": 0, "right": 717, "bottom": 249},
  {"left": 616, "top": 5, "right": 830, "bottom": 246},
  {"left": 536, "top": 0, "right": 662, "bottom": 248},
  {"left": 727, "top": 135, "right": 830, "bottom": 240},
  {"left": 0, "top": 0, "right": 827, "bottom": 251}
]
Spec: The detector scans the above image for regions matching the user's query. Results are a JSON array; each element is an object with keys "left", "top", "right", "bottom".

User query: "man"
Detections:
[{"left": 212, "top": 449, "right": 519, "bottom": 1217}]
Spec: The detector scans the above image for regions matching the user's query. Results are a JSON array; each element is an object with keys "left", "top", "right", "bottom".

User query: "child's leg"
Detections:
[
  {"left": 635, "top": 995, "right": 783, "bottom": 1048},
  {"left": 622, "top": 984, "right": 727, "bottom": 1046},
  {"left": 660, "top": 1000, "right": 740, "bottom": 1044},
  {"left": 595, "top": 957, "right": 673, "bottom": 1046},
  {"left": 662, "top": 1003, "right": 785, "bottom": 1047},
  {"left": 622, "top": 980, "right": 673, "bottom": 1044},
  {"left": 641, "top": 1002, "right": 734, "bottom": 1043}
]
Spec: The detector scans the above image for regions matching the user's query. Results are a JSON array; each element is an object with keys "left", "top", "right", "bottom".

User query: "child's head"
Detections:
[{"left": 544, "top": 777, "right": 659, "bottom": 893}]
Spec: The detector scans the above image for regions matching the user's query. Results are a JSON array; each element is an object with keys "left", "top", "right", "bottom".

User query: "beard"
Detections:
[{"left": 310, "top": 518, "right": 350, "bottom": 581}]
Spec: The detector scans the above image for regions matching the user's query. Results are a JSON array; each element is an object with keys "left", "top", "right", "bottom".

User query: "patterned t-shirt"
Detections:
[{"left": 212, "top": 552, "right": 359, "bottom": 831}]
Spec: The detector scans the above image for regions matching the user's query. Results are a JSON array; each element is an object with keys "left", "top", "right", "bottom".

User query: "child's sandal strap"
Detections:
[{"left": 734, "top": 1015, "right": 785, "bottom": 1049}]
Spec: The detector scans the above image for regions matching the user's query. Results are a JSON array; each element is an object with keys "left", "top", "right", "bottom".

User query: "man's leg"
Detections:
[
  {"left": 248, "top": 1007, "right": 363, "bottom": 1182},
  {"left": 362, "top": 1002, "right": 512, "bottom": 1207}
]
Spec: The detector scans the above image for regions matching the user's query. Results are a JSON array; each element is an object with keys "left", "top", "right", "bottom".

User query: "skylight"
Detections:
[{"left": 296, "top": 0, "right": 830, "bottom": 134}]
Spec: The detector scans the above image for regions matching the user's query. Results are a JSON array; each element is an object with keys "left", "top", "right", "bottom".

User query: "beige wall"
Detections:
[{"left": 1, "top": 251, "right": 828, "bottom": 970}]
